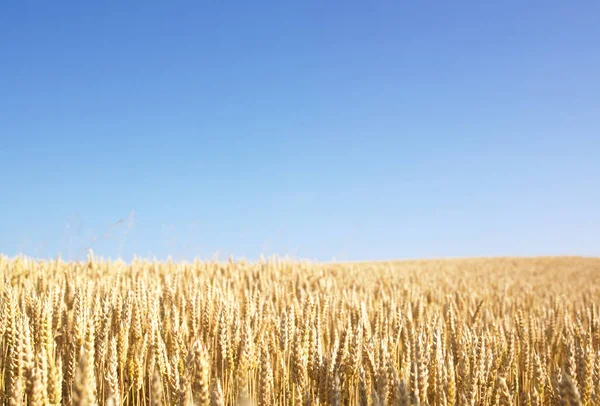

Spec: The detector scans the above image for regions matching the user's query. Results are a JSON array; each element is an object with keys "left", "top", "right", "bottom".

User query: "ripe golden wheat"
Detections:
[{"left": 1, "top": 255, "right": 599, "bottom": 405}]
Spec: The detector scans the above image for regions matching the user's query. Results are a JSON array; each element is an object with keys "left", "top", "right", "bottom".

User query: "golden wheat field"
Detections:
[{"left": 1, "top": 255, "right": 599, "bottom": 406}]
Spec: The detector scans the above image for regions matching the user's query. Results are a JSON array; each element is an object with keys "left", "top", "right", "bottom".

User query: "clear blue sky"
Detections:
[{"left": 1, "top": 2, "right": 599, "bottom": 262}]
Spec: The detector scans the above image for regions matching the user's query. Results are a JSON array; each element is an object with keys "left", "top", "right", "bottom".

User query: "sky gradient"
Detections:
[{"left": 1, "top": 1, "right": 599, "bottom": 262}]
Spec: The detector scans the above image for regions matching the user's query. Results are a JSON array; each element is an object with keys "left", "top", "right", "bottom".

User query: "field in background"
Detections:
[{"left": 1, "top": 255, "right": 599, "bottom": 405}]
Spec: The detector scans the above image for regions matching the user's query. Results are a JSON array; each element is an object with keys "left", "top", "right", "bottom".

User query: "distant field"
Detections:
[{"left": 1, "top": 255, "right": 599, "bottom": 405}]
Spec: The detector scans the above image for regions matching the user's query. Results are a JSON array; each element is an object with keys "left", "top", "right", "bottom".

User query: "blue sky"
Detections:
[{"left": 1, "top": 1, "right": 599, "bottom": 262}]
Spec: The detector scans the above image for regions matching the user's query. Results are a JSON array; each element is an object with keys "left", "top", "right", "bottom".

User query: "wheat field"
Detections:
[{"left": 1, "top": 255, "right": 599, "bottom": 406}]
